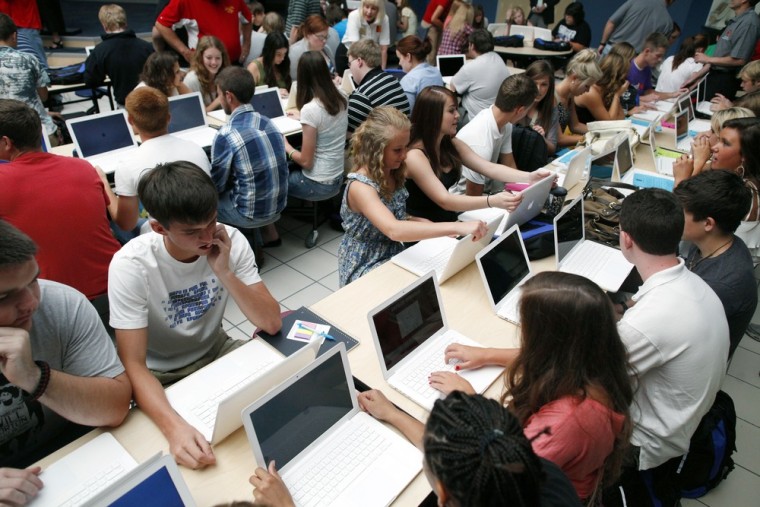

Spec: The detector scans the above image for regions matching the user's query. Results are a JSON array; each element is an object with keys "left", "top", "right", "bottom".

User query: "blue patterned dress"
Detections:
[{"left": 338, "top": 173, "right": 408, "bottom": 286}]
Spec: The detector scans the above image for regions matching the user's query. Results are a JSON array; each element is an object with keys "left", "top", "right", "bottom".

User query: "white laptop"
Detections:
[
  {"left": 81, "top": 454, "right": 196, "bottom": 507},
  {"left": 554, "top": 147, "right": 591, "bottom": 190},
  {"left": 616, "top": 132, "right": 675, "bottom": 191},
  {"left": 554, "top": 194, "right": 633, "bottom": 292},
  {"left": 534, "top": 27, "right": 553, "bottom": 41},
  {"left": 40, "top": 126, "right": 52, "bottom": 153},
  {"left": 241, "top": 344, "right": 422, "bottom": 507},
  {"left": 285, "top": 81, "right": 298, "bottom": 110},
  {"left": 167, "top": 92, "right": 218, "bottom": 148},
  {"left": 29, "top": 433, "right": 138, "bottom": 507},
  {"left": 66, "top": 110, "right": 139, "bottom": 174},
  {"left": 476, "top": 225, "right": 533, "bottom": 324},
  {"left": 669, "top": 108, "right": 693, "bottom": 152},
  {"left": 487, "top": 22, "right": 509, "bottom": 36},
  {"left": 341, "top": 68, "right": 356, "bottom": 95},
  {"left": 437, "top": 54, "right": 466, "bottom": 85},
  {"left": 647, "top": 124, "right": 684, "bottom": 183},
  {"left": 251, "top": 87, "right": 302, "bottom": 134},
  {"left": 368, "top": 272, "right": 505, "bottom": 410},
  {"left": 677, "top": 91, "right": 711, "bottom": 133},
  {"left": 509, "top": 24, "right": 534, "bottom": 39},
  {"left": 166, "top": 338, "right": 284, "bottom": 444}
]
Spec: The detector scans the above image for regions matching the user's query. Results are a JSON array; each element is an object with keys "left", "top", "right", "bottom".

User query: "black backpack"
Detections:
[
  {"left": 48, "top": 62, "right": 85, "bottom": 85},
  {"left": 511, "top": 125, "right": 549, "bottom": 172}
]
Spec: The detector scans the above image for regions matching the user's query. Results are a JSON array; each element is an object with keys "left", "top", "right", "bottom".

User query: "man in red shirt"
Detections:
[
  {"left": 419, "top": 0, "right": 451, "bottom": 64},
  {"left": 155, "top": 0, "right": 252, "bottom": 64}
]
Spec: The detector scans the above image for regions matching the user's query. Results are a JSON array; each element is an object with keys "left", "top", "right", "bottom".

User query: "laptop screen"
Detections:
[
  {"left": 251, "top": 89, "right": 285, "bottom": 119},
  {"left": 372, "top": 276, "right": 444, "bottom": 370},
  {"left": 675, "top": 109, "right": 689, "bottom": 143},
  {"left": 70, "top": 114, "right": 134, "bottom": 158},
  {"left": 110, "top": 466, "right": 185, "bottom": 507},
  {"left": 437, "top": 56, "right": 465, "bottom": 77},
  {"left": 615, "top": 139, "right": 633, "bottom": 178},
  {"left": 247, "top": 350, "right": 352, "bottom": 468},
  {"left": 168, "top": 95, "right": 206, "bottom": 133},
  {"left": 481, "top": 231, "right": 530, "bottom": 306},
  {"left": 677, "top": 94, "right": 693, "bottom": 122},
  {"left": 556, "top": 197, "right": 584, "bottom": 263},
  {"left": 588, "top": 149, "right": 615, "bottom": 180}
]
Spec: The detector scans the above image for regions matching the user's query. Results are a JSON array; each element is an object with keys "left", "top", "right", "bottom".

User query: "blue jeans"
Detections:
[
  {"left": 217, "top": 191, "right": 280, "bottom": 245},
  {"left": 17, "top": 28, "right": 47, "bottom": 72},
  {"left": 287, "top": 171, "right": 342, "bottom": 201}
]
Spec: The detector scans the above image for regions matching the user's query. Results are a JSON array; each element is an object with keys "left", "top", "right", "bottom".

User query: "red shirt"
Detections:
[
  {"left": 0, "top": 1, "right": 41, "bottom": 30},
  {"left": 422, "top": 0, "right": 451, "bottom": 25},
  {"left": 0, "top": 152, "right": 120, "bottom": 299},
  {"left": 157, "top": 0, "right": 252, "bottom": 62}
]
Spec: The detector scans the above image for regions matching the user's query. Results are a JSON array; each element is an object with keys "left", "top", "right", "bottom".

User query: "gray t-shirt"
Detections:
[
  {"left": 451, "top": 52, "right": 510, "bottom": 123},
  {"left": 0, "top": 281, "right": 124, "bottom": 467},
  {"left": 713, "top": 9, "right": 760, "bottom": 71},
  {"left": 607, "top": 0, "right": 674, "bottom": 52}
]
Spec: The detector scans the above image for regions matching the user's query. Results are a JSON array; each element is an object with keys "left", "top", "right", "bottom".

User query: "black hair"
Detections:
[
  {"left": 723, "top": 117, "right": 760, "bottom": 187},
  {"left": 0, "top": 99, "right": 42, "bottom": 151},
  {"left": 564, "top": 2, "right": 585, "bottom": 25},
  {"left": 468, "top": 28, "right": 494, "bottom": 54},
  {"left": 620, "top": 188, "right": 684, "bottom": 255},
  {"left": 0, "top": 220, "right": 37, "bottom": 268},
  {"left": 0, "top": 13, "right": 17, "bottom": 41},
  {"left": 137, "top": 161, "right": 218, "bottom": 228},
  {"left": 215, "top": 66, "right": 255, "bottom": 104},
  {"left": 261, "top": 32, "right": 292, "bottom": 90},
  {"left": 674, "top": 169, "right": 752, "bottom": 234}
]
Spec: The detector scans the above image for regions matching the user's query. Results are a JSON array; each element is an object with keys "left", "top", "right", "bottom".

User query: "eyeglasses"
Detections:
[{"left": 311, "top": 33, "right": 329, "bottom": 42}]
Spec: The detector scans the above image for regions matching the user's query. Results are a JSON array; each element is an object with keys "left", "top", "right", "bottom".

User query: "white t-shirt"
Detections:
[
  {"left": 182, "top": 70, "right": 215, "bottom": 105},
  {"left": 342, "top": 9, "right": 391, "bottom": 46},
  {"left": 450, "top": 106, "right": 512, "bottom": 195},
  {"left": 135, "top": 81, "right": 179, "bottom": 96},
  {"left": 401, "top": 6, "right": 418, "bottom": 38},
  {"left": 108, "top": 225, "right": 261, "bottom": 372},
  {"left": 655, "top": 56, "right": 703, "bottom": 93},
  {"left": 299, "top": 99, "right": 348, "bottom": 182},
  {"left": 451, "top": 52, "right": 510, "bottom": 122},
  {"left": 618, "top": 260, "right": 728, "bottom": 470}
]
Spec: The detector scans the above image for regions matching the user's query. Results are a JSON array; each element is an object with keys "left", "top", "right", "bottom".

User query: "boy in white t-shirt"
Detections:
[{"left": 108, "top": 161, "right": 281, "bottom": 470}]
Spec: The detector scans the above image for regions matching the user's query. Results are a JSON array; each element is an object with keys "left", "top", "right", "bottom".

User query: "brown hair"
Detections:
[
  {"left": 296, "top": 51, "right": 346, "bottom": 115},
  {"left": 190, "top": 36, "right": 230, "bottom": 100},
  {"left": 299, "top": 14, "right": 329, "bottom": 38},
  {"left": 410, "top": 86, "right": 462, "bottom": 179},
  {"left": 396, "top": 35, "right": 432, "bottom": 62}
]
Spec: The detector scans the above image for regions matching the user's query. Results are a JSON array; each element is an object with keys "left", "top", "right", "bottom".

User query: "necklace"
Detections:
[{"left": 688, "top": 238, "right": 734, "bottom": 271}]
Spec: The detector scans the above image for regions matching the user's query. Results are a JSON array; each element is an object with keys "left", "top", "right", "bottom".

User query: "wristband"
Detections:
[
  {"left": 26, "top": 361, "right": 51, "bottom": 401},
  {"left": 288, "top": 149, "right": 296, "bottom": 160},
  {"left": 486, "top": 194, "right": 492, "bottom": 208},
  {"left": 600, "top": 41, "right": 608, "bottom": 46}
]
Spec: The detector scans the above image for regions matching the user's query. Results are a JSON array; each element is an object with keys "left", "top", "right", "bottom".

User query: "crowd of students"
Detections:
[{"left": 1, "top": 0, "right": 760, "bottom": 505}]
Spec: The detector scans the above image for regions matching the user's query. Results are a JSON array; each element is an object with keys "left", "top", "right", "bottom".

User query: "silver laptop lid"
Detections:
[
  {"left": 553, "top": 194, "right": 585, "bottom": 267},
  {"left": 167, "top": 92, "right": 208, "bottom": 133},
  {"left": 241, "top": 343, "right": 355, "bottom": 471},
  {"left": 504, "top": 172, "right": 555, "bottom": 230},
  {"left": 476, "top": 225, "right": 531, "bottom": 312},
  {"left": 66, "top": 110, "right": 137, "bottom": 159},
  {"left": 367, "top": 272, "right": 447, "bottom": 379},
  {"left": 436, "top": 55, "right": 465, "bottom": 77},
  {"left": 251, "top": 87, "right": 286, "bottom": 119},
  {"left": 564, "top": 146, "right": 591, "bottom": 189}
]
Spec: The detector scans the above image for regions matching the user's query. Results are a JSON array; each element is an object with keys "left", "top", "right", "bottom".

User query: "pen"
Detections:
[{"left": 318, "top": 332, "right": 336, "bottom": 341}]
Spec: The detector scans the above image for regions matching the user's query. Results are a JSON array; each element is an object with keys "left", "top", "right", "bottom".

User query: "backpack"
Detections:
[
  {"left": 492, "top": 34, "right": 524, "bottom": 47},
  {"left": 48, "top": 62, "right": 85, "bottom": 86},
  {"left": 677, "top": 390, "right": 737, "bottom": 498},
  {"left": 533, "top": 38, "right": 571, "bottom": 52},
  {"left": 510, "top": 125, "right": 548, "bottom": 172}
]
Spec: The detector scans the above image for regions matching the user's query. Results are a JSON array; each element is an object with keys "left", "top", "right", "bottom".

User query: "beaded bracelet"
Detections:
[{"left": 27, "top": 361, "right": 51, "bottom": 401}]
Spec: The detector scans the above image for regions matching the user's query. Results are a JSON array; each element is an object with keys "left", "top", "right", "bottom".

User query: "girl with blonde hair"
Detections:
[
  {"left": 438, "top": 1, "right": 474, "bottom": 55},
  {"left": 553, "top": 48, "right": 602, "bottom": 146},
  {"left": 184, "top": 36, "right": 230, "bottom": 111},
  {"left": 574, "top": 52, "right": 629, "bottom": 123}
]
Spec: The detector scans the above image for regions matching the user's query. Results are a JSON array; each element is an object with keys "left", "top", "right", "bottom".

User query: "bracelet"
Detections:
[
  {"left": 486, "top": 194, "right": 492, "bottom": 208},
  {"left": 620, "top": 301, "right": 629, "bottom": 315},
  {"left": 288, "top": 149, "right": 296, "bottom": 160},
  {"left": 26, "top": 361, "right": 51, "bottom": 401},
  {"left": 600, "top": 41, "right": 608, "bottom": 47}
]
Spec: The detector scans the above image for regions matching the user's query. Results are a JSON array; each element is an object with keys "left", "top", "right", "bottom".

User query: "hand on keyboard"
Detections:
[
  {"left": 250, "top": 461, "right": 295, "bottom": 507},
  {"left": 357, "top": 389, "right": 400, "bottom": 423},
  {"left": 444, "top": 343, "right": 488, "bottom": 371},
  {"left": 168, "top": 421, "right": 216, "bottom": 469},
  {"left": 428, "top": 371, "right": 475, "bottom": 396},
  {"left": 0, "top": 466, "right": 43, "bottom": 505}
]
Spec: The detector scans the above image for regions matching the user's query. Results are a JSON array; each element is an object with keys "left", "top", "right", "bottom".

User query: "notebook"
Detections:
[
  {"left": 554, "top": 147, "right": 591, "bottom": 190},
  {"left": 241, "top": 344, "right": 422, "bottom": 507},
  {"left": 554, "top": 194, "right": 634, "bottom": 292},
  {"left": 476, "top": 225, "right": 532, "bottom": 324},
  {"left": 250, "top": 87, "right": 302, "bottom": 135},
  {"left": 256, "top": 306, "right": 360, "bottom": 357},
  {"left": 81, "top": 454, "right": 195, "bottom": 507},
  {"left": 437, "top": 54, "right": 466, "bottom": 85},
  {"left": 165, "top": 338, "right": 284, "bottom": 443},
  {"left": 368, "top": 272, "right": 505, "bottom": 410},
  {"left": 30, "top": 433, "right": 138, "bottom": 507},
  {"left": 167, "top": 92, "right": 218, "bottom": 148},
  {"left": 391, "top": 217, "right": 499, "bottom": 282},
  {"left": 66, "top": 110, "right": 139, "bottom": 174}
]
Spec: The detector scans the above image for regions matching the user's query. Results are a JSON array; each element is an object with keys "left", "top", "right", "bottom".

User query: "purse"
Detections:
[
  {"left": 581, "top": 179, "right": 638, "bottom": 249},
  {"left": 584, "top": 120, "right": 640, "bottom": 155}
]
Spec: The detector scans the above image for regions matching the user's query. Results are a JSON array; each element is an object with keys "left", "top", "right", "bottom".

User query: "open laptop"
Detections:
[
  {"left": 553, "top": 147, "right": 591, "bottom": 190},
  {"left": 670, "top": 108, "right": 693, "bottom": 152},
  {"left": 167, "top": 92, "right": 218, "bottom": 148},
  {"left": 341, "top": 68, "right": 356, "bottom": 95},
  {"left": 437, "top": 54, "right": 465, "bottom": 85},
  {"left": 648, "top": 122, "right": 684, "bottom": 181},
  {"left": 285, "top": 81, "right": 298, "bottom": 110},
  {"left": 509, "top": 24, "right": 534, "bottom": 39},
  {"left": 166, "top": 338, "right": 284, "bottom": 444},
  {"left": 616, "top": 132, "right": 674, "bottom": 190},
  {"left": 81, "top": 454, "right": 195, "bottom": 507},
  {"left": 66, "top": 110, "right": 139, "bottom": 174},
  {"left": 391, "top": 217, "right": 499, "bottom": 282},
  {"left": 241, "top": 344, "right": 422, "bottom": 507},
  {"left": 587, "top": 145, "right": 617, "bottom": 180},
  {"left": 475, "top": 225, "right": 533, "bottom": 325},
  {"left": 30, "top": 433, "right": 138, "bottom": 507},
  {"left": 677, "top": 91, "right": 711, "bottom": 133},
  {"left": 250, "top": 87, "right": 302, "bottom": 134},
  {"left": 554, "top": 194, "right": 634, "bottom": 292},
  {"left": 534, "top": 27, "right": 553, "bottom": 41},
  {"left": 368, "top": 272, "right": 505, "bottom": 410}
]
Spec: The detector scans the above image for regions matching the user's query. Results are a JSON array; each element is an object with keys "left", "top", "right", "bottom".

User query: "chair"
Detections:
[
  {"left": 286, "top": 184, "right": 343, "bottom": 248},
  {"left": 74, "top": 85, "right": 114, "bottom": 115}
]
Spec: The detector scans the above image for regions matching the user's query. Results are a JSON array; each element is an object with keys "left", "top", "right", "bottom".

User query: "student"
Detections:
[
  {"left": 395, "top": 0, "right": 417, "bottom": 38},
  {"left": 183, "top": 35, "right": 230, "bottom": 111},
  {"left": 405, "top": 85, "right": 550, "bottom": 222},
  {"left": 338, "top": 106, "right": 488, "bottom": 286},
  {"left": 0, "top": 220, "right": 131, "bottom": 474},
  {"left": 438, "top": 1, "right": 473, "bottom": 56},
  {"left": 674, "top": 170, "right": 757, "bottom": 359},
  {"left": 554, "top": 49, "right": 602, "bottom": 147},
  {"left": 326, "top": 2, "right": 348, "bottom": 40},
  {"left": 626, "top": 33, "right": 681, "bottom": 104},
  {"left": 284, "top": 0, "right": 321, "bottom": 43},
  {"left": 260, "top": 11, "right": 284, "bottom": 34},
  {"left": 519, "top": 60, "right": 560, "bottom": 155},
  {"left": 451, "top": 74, "right": 538, "bottom": 196},
  {"left": 574, "top": 53, "right": 630, "bottom": 123},
  {"left": 250, "top": 392, "right": 582, "bottom": 507},
  {"left": 109, "top": 161, "right": 281, "bottom": 469},
  {"left": 396, "top": 35, "right": 443, "bottom": 110},
  {"left": 247, "top": 31, "right": 291, "bottom": 96},
  {"left": 552, "top": 2, "right": 591, "bottom": 52},
  {"left": 597, "top": 0, "right": 674, "bottom": 55},
  {"left": 249, "top": 1, "right": 265, "bottom": 31},
  {"left": 431, "top": 272, "right": 633, "bottom": 501},
  {"left": 137, "top": 51, "right": 192, "bottom": 97},
  {"left": 655, "top": 35, "right": 708, "bottom": 94},
  {"left": 103, "top": 87, "right": 212, "bottom": 235},
  {"left": 342, "top": 0, "right": 391, "bottom": 69},
  {"left": 710, "top": 60, "right": 760, "bottom": 111},
  {"left": 504, "top": 5, "right": 530, "bottom": 30},
  {"left": 288, "top": 15, "right": 337, "bottom": 81},
  {"left": 283, "top": 51, "right": 348, "bottom": 200},
  {"left": 84, "top": 3, "right": 154, "bottom": 107}
]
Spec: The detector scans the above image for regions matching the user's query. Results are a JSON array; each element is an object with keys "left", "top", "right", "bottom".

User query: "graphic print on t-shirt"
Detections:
[
  {"left": 161, "top": 278, "right": 224, "bottom": 329},
  {"left": 0, "top": 382, "right": 44, "bottom": 454}
]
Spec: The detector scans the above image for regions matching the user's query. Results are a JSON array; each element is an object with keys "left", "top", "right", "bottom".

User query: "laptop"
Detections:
[
  {"left": 391, "top": 217, "right": 499, "bottom": 282},
  {"left": 554, "top": 194, "right": 634, "bottom": 292},
  {"left": 534, "top": 27, "right": 553, "bottom": 41},
  {"left": 648, "top": 123, "right": 683, "bottom": 182},
  {"left": 616, "top": 132, "right": 674, "bottom": 191},
  {"left": 476, "top": 225, "right": 533, "bottom": 324},
  {"left": 250, "top": 87, "right": 302, "bottom": 135},
  {"left": 285, "top": 81, "right": 298, "bottom": 111},
  {"left": 437, "top": 54, "right": 465, "bottom": 85},
  {"left": 341, "top": 68, "right": 356, "bottom": 95},
  {"left": 81, "top": 454, "right": 195, "bottom": 507},
  {"left": 587, "top": 145, "right": 617, "bottom": 180},
  {"left": 487, "top": 22, "right": 509, "bottom": 36},
  {"left": 241, "top": 344, "right": 422, "bottom": 507},
  {"left": 66, "top": 110, "right": 139, "bottom": 174},
  {"left": 165, "top": 338, "right": 285, "bottom": 444},
  {"left": 30, "top": 433, "right": 138, "bottom": 507},
  {"left": 509, "top": 24, "right": 534, "bottom": 39},
  {"left": 554, "top": 147, "right": 591, "bottom": 190},
  {"left": 368, "top": 272, "right": 505, "bottom": 410},
  {"left": 677, "top": 91, "right": 711, "bottom": 133},
  {"left": 167, "top": 92, "right": 218, "bottom": 148},
  {"left": 670, "top": 108, "right": 693, "bottom": 152}
]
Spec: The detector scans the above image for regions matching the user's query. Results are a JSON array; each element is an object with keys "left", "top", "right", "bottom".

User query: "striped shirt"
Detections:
[
  {"left": 211, "top": 104, "right": 288, "bottom": 222},
  {"left": 347, "top": 68, "right": 410, "bottom": 132},
  {"left": 284, "top": 0, "right": 322, "bottom": 36}
]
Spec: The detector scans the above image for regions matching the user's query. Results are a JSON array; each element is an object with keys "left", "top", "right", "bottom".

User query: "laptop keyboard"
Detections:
[
  {"left": 412, "top": 248, "right": 451, "bottom": 277},
  {"left": 400, "top": 336, "right": 462, "bottom": 401},
  {"left": 190, "top": 360, "right": 275, "bottom": 427},
  {"left": 288, "top": 420, "right": 386, "bottom": 507},
  {"left": 676, "top": 136, "right": 693, "bottom": 151},
  {"left": 496, "top": 289, "right": 521, "bottom": 323},
  {"left": 566, "top": 241, "right": 611, "bottom": 279},
  {"left": 59, "top": 462, "right": 126, "bottom": 507}
]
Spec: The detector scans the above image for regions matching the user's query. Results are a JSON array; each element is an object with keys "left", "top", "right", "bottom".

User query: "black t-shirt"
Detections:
[
  {"left": 552, "top": 20, "right": 592, "bottom": 48},
  {"left": 540, "top": 458, "right": 584, "bottom": 506}
]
